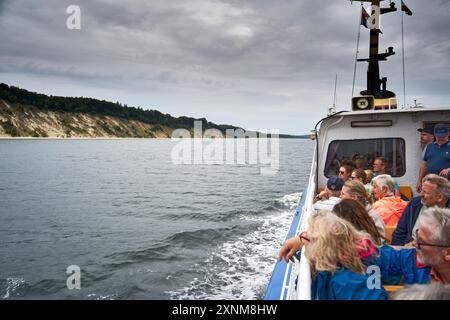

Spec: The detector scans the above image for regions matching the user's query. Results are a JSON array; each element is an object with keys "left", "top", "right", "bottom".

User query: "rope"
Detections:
[
  {"left": 352, "top": 3, "right": 363, "bottom": 98},
  {"left": 401, "top": 5, "right": 406, "bottom": 108}
]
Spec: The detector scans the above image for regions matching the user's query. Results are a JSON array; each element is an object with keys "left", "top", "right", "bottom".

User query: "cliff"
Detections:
[
  {"left": 0, "top": 99, "right": 174, "bottom": 138},
  {"left": 0, "top": 83, "right": 306, "bottom": 139}
]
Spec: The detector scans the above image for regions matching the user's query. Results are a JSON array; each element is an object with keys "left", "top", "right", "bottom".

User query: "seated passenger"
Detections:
[
  {"left": 351, "top": 168, "right": 367, "bottom": 184},
  {"left": 333, "top": 199, "right": 384, "bottom": 245},
  {"left": 278, "top": 212, "right": 388, "bottom": 300},
  {"left": 375, "top": 207, "right": 450, "bottom": 285},
  {"left": 372, "top": 157, "right": 401, "bottom": 197},
  {"left": 313, "top": 176, "right": 343, "bottom": 212},
  {"left": 354, "top": 155, "right": 367, "bottom": 170},
  {"left": 371, "top": 174, "right": 408, "bottom": 227},
  {"left": 352, "top": 168, "right": 373, "bottom": 198},
  {"left": 340, "top": 180, "right": 386, "bottom": 238},
  {"left": 391, "top": 283, "right": 450, "bottom": 300},
  {"left": 392, "top": 174, "right": 450, "bottom": 246},
  {"left": 365, "top": 169, "right": 374, "bottom": 183},
  {"left": 339, "top": 164, "right": 354, "bottom": 182}
]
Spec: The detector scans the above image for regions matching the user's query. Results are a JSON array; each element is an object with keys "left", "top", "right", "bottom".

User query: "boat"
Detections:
[{"left": 264, "top": 0, "right": 450, "bottom": 300}]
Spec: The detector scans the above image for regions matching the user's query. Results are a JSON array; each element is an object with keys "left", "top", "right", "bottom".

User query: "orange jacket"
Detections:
[{"left": 372, "top": 196, "right": 408, "bottom": 227}]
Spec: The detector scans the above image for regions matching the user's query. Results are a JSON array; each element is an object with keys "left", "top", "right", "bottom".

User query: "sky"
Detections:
[{"left": 0, "top": 0, "right": 449, "bottom": 135}]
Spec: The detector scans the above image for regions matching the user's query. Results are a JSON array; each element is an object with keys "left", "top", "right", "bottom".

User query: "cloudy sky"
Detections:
[{"left": 0, "top": 0, "right": 449, "bottom": 134}]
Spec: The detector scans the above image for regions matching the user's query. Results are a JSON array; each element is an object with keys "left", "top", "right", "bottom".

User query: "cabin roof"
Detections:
[{"left": 334, "top": 107, "right": 450, "bottom": 118}]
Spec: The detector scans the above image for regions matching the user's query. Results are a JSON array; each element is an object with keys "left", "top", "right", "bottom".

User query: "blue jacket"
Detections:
[
  {"left": 392, "top": 196, "right": 450, "bottom": 245},
  {"left": 375, "top": 245, "right": 431, "bottom": 284},
  {"left": 392, "top": 196, "right": 422, "bottom": 245},
  {"left": 311, "top": 268, "right": 388, "bottom": 300}
]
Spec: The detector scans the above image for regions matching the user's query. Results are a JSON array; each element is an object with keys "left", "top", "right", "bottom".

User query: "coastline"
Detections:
[
  {"left": 0, "top": 136, "right": 308, "bottom": 140},
  {"left": 0, "top": 136, "right": 171, "bottom": 140}
]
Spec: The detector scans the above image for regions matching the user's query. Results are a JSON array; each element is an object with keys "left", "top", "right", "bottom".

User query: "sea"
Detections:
[{"left": 0, "top": 138, "right": 313, "bottom": 299}]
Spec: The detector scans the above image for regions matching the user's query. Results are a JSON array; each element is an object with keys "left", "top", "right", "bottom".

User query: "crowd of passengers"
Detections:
[{"left": 278, "top": 124, "right": 450, "bottom": 300}]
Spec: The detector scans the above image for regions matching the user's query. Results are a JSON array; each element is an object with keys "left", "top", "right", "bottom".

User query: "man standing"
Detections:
[
  {"left": 417, "top": 124, "right": 450, "bottom": 192},
  {"left": 418, "top": 127, "right": 435, "bottom": 152},
  {"left": 416, "top": 127, "right": 435, "bottom": 192},
  {"left": 393, "top": 174, "right": 450, "bottom": 246}
]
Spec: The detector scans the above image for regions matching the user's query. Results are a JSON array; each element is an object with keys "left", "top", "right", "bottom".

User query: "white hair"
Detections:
[
  {"left": 372, "top": 174, "right": 395, "bottom": 196},
  {"left": 392, "top": 284, "right": 450, "bottom": 300},
  {"left": 418, "top": 207, "right": 450, "bottom": 244}
]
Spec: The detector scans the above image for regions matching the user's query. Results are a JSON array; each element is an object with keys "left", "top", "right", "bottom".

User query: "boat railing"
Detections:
[{"left": 287, "top": 146, "right": 317, "bottom": 300}]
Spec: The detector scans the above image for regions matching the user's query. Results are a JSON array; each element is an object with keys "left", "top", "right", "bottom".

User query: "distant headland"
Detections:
[{"left": 0, "top": 83, "right": 308, "bottom": 139}]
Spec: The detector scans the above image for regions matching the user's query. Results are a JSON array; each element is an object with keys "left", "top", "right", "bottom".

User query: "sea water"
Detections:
[{"left": 0, "top": 139, "right": 313, "bottom": 299}]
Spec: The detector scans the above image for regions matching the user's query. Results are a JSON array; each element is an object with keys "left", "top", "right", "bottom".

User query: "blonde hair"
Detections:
[
  {"left": 305, "top": 211, "right": 369, "bottom": 275},
  {"left": 343, "top": 180, "right": 373, "bottom": 205}
]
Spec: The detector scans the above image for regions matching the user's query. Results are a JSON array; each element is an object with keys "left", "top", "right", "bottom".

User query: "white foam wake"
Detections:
[
  {"left": 2, "top": 278, "right": 26, "bottom": 299},
  {"left": 168, "top": 193, "right": 301, "bottom": 300}
]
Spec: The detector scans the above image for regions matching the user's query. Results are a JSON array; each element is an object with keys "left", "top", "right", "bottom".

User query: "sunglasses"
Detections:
[
  {"left": 299, "top": 231, "right": 310, "bottom": 243},
  {"left": 339, "top": 171, "right": 346, "bottom": 175},
  {"left": 415, "top": 230, "right": 449, "bottom": 250},
  {"left": 350, "top": 176, "right": 357, "bottom": 180}
]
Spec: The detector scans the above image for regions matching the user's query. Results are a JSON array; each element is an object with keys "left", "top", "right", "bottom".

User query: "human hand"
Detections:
[
  {"left": 416, "top": 182, "right": 422, "bottom": 193},
  {"left": 439, "top": 168, "right": 450, "bottom": 177},
  {"left": 278, "top": 236, "right": 303, "bottom": 263},
  {"left": 405, "top": 240, "right": 417, "bottom": 248}
]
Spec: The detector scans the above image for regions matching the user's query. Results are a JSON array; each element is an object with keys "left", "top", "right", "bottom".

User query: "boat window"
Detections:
[{"left": 324, "top": 138, "right": 406, "bottom": 178}]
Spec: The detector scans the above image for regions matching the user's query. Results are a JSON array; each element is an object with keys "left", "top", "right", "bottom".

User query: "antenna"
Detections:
[
  {"left": 356, "top": 0, "right": 397, "bottom": 100},
  {"left": 328, "top": 74, "right": 338, "bottom": 116}
]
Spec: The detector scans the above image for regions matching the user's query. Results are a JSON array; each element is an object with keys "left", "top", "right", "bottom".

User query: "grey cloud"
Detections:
[{"left": 0, "top": 0, "right": 449, "bottom": 134}]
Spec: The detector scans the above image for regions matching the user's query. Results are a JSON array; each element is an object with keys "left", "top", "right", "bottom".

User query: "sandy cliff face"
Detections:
[{"left": 0, "top": 100, "right": 173, "bottom": 138}]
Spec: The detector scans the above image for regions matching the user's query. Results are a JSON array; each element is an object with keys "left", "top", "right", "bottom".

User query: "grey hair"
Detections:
[
  {"left": 422, "top": 174, "right": 450, "bottom": 198},
  {"left": 372, "top": 174, "right": 395, "bottom": 196},
  {"left": 418, "top": 207, "right": 450, "bottom": 244},
  {"left": 391, "top": 284, "right": 450, "bottom": 300}
]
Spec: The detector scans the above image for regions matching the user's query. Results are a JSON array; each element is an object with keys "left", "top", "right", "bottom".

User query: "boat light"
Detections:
[{"left": 351, "top": 120, "right": 393, "bottom": 128}]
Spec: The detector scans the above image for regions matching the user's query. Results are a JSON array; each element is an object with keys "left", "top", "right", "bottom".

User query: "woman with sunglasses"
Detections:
[
  {"left": 338, "top": 164, "right": 354, "bottom": 182},
  {"left": 278, "top": 211, "right": 388, "bottom": 300},
  {"left": 278, "top": 207, "right": 450, "bottom": 299}
]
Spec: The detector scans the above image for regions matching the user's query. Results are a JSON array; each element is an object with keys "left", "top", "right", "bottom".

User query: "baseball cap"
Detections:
[
  {"left": 434, "top": 123, "right": 449, "bottom": 138},
  {"left": 327, "top": 176, "right": 344, "bottom": 192},
  {"left": 417, "top": 127, "right": 434, "bottom": 135}
]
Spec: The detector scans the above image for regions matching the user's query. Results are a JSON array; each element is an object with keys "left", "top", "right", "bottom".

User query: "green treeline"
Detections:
[{"left": 0, "top": 83, "right": 241, "bottom": 133}]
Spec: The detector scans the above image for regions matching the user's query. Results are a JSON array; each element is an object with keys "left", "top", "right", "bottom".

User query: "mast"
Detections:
[{"left": 356, "top": 0, "right": 397, "bottom": 101}]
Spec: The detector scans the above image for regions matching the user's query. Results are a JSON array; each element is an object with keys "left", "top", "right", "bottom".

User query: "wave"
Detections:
[
  {"left": 161, "top": 192, "right": 301, "bottom": 223},
  {"left": 1, "top": 278, "right": 27, "bottom": 299},
  {"left": 101, "top": 226, "right": 248, "bottom": 271},
  {"left": 167, "top": 192, "right": 301, "bottom": 300}
]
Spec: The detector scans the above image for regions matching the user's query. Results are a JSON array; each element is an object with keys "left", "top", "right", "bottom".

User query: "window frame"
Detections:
[{"left": 324, "top": 138, "right": 406, "bottom": 178}]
